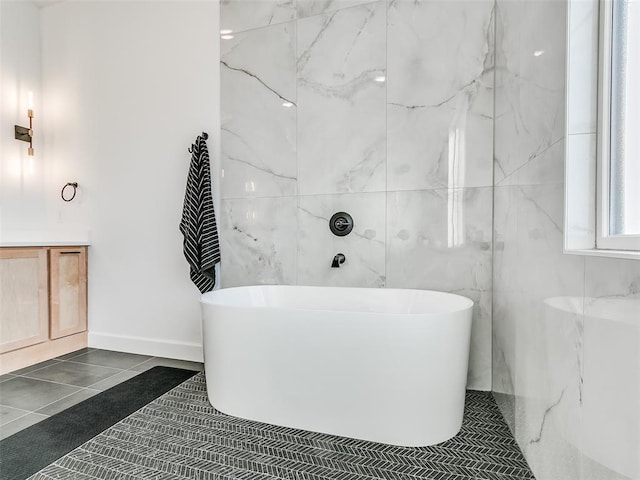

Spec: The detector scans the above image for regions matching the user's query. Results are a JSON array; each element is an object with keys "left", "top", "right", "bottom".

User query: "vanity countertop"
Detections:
[
  {"left": 0, "top": 241, "right": 91, "bottom": 247},
  {"left": 0, "top": 230, "right": 91, "bottom": 247}
]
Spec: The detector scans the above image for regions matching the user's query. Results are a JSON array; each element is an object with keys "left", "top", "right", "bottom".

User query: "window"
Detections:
[{"left": 597, "top": 0, "right": 640, "bottom": 251}]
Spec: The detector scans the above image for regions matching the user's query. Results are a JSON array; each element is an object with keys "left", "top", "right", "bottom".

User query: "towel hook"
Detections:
[
  {"left": 187, "top": 132, "right": 209, "bottom": 153},
  {"left": 61, "top": 182, "right": 78, "bottom": 202}
]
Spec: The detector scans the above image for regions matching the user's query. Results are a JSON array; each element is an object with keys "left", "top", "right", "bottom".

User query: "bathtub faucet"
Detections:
[{"left": 331, "top": 253, "right": 346, "bottom": 268}]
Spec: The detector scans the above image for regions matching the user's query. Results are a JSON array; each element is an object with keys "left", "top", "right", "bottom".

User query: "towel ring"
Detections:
[{"left": 61, "top": 182, "right": 78, "bottom": 202}]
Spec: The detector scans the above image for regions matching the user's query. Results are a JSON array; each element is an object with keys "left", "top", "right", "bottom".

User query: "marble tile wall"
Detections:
[
  {"left": 219, "top": 0, "right": 495, "bottom": 391},
  {"left": 492, "top": 1, "right": 640, "bottom": 479},
  {"left": 220, "top": 0, "right": 640, "bottom": 475}
]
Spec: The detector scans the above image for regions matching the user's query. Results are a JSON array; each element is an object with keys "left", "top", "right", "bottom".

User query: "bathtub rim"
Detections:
[{"left": 201, "top": 285, "right": 474, "bottom": 317}]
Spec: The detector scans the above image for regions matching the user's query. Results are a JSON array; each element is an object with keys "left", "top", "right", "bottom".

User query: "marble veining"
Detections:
[
  {"left": 494, "top": 0, "right": 567, "bottom": 186},
  {"left": 220, "top": 0, "right": 295, "bottom": 34},
  {"left": 296, "top": 0, "right": 376, "bottom": 19},
  {"left": 220, "top": 197, "right": 297, "bottom": 287},
  {"left": 387, "top": 0, "right": 495, "bottom": 191},
  {"left": 221, "top": 22, "right": 297, "bottom": 199},
  {"left": 297, "top": 1, "right": 386, "bottom": 195},
  {"left": 582, "top": 257, "right": 640, "bottom": 480},
  {"left": 492, "top": 184, "right": 585, "bottom": 480}
]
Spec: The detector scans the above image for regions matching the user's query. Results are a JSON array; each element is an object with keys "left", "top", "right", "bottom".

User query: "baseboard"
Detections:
[{"left": 88, "top": 332, "right": 203, "bottom": 362}]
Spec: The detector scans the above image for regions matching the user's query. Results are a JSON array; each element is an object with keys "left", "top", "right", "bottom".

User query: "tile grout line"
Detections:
[
  {"left": 0, "top": 408, "right": 33, "bottom": 428},
  {"left": 63, "top": 358, "right": 149, "bottom": 371},
  {"left": 19, "top": 368, "right": 125, "bottom": 389},
  {"left": 0, "top": 411, "right": 49, "bottom": 438},
  {"left": 9, "top": 359, "right": 64, "bottom": 377}
]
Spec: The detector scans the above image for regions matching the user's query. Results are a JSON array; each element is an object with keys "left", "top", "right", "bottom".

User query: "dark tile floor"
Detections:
[
  {"left": 0, "top": 348, "right": 203, "bottom": 440},
  {"left": 2, "top": 350, "right": 535, "bottom": 479},
  {"left": 32, "top": 374, "right": 536, "bottom": 480}
]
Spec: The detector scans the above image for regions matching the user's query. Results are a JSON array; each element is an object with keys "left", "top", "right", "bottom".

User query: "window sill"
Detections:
[{"left": 565, "top": 248, "right": 640, "bottom": 261}]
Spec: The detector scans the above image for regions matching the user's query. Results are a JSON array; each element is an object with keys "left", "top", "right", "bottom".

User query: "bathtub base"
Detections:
[{"left": 206, "top": 392, "right": 465, "bottom": 448}]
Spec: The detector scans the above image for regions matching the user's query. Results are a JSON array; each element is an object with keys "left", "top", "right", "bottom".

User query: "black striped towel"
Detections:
[{"left": 180, "top": 134, "right": 221, "bottom": 293}]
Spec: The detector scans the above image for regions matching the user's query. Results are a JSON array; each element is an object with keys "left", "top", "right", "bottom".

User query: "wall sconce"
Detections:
[{"left": 15, "top": 92, "right": 34, "bottom": 156}]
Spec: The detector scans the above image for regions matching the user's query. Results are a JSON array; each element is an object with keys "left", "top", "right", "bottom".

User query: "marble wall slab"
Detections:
[
  {"left": 297, "top": 1, "right": 386, "bottom": 195},
  {"left": 220, "top": 0, "right": 295, "bottom": 33},
  {"left": 296, "top": 0, "right": 375, "bottom": 19},
  {"left": 387, "top": 0, "right": 494, "bottom": 191},
  {"left": 495, "top": 216, "right": 640, "bottom": 480},
  {"left": 492, "top": 1, "right": 640, "bottom": 479},
  {"left": 493, "top": 0, "right": 586, "bottom": 470},
  {"left": 387, "top": 187, "right": 493, "bottom": 390},
  {"left": 494, "top": 0, "right": 567, "bottom": 186},
  {"left": 221, "top": 21, "right": 297, "bottom": 199},
  {"left": 512, "top": 184, "right": 584, "bottom": 480},
  {"left": 220, "top": 0, "right": 377, "bottom": 33},
  {"left": 220, "top": 197, "right": 298, "bottom": 287},
  {"left": 582, "top": 257, "right": 640, "bottom": 480}
]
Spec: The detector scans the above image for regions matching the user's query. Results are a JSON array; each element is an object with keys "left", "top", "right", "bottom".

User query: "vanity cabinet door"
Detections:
[
  {"left": 49, "top": 247, "right": 87, "bottom": 339},
  {"left": 0, "top": 249, "right": 49, "bottom": 353}
]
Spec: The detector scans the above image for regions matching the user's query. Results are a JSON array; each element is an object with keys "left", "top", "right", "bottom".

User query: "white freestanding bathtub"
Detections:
[{"left": 201, "top": 285, "right": 473, "bottom": 447}]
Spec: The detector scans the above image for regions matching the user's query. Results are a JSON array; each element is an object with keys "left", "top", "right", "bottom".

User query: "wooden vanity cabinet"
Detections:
[
  {"left": 0, "top": 246, "right": 88, "bottom": 374},
  {"left": 49, "top": 248, "right": 87, "bottom": 339},
  {"left": 0, "top": 248, "right": 49, "bottom": 354}
]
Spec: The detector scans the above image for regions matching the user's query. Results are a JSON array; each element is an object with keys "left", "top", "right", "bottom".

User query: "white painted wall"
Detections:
[
  {"left": 0, "top": 0, "right": 46, "bottom": 236},
  {"left": 40, "top": 1, "right": 220, "bottom": 360}
]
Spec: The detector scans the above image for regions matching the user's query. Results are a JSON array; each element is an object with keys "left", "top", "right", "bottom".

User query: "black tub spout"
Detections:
[{"left": 331, "top": 253, "right": 346, "bottom": 268}]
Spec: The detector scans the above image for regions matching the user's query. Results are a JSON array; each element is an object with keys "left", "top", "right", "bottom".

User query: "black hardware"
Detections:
[
  {"left": 188, "top": 132, "right": 209, "bottom": 153},
  {"left": 329, "top": 212, "right": 354, "bottom": 237},
  {"left": 61, "top": 182, "right": 78, "bottom": 202},
  {"left": 60, "top": 251, "right": 81, "bottom": 255},
  {"left": 331, "top": 253, "right": 346, "bottom": 268}
]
